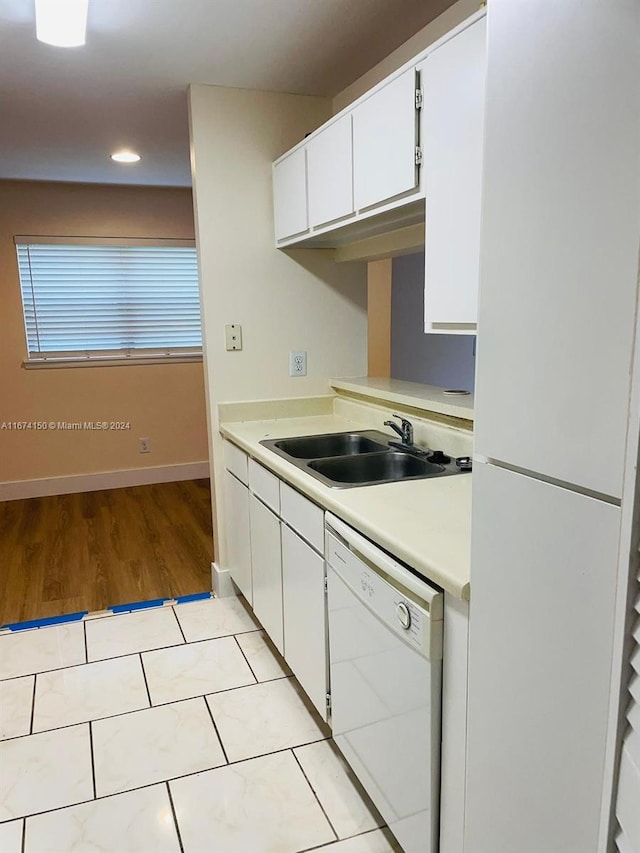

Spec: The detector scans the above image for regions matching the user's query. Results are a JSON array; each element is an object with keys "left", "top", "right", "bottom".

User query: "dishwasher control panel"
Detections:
[{"left": 326, "top": 528, "right": 442, "bottom": 660}]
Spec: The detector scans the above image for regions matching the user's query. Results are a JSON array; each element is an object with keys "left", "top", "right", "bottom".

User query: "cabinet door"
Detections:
[
  {"left": 281, "top": 524, "right": 328, "bottom": 720},
  {"left": 352, "top": 68, "right": 419, "bottom": 211},
  {"left": 473, "top": 0, "right": 640, "bottom": 498},
  {"left": 272, "top": 148, "right": 308, "bottom": 241},
  {"left": 307, "top": 115, "right": 354, "bottom": 228},
  {"left": 466, "top": 462, "right": 621, "bottom": 853},
  {"left": 422, "top": 16, "right": 486, "bottom": 333},
  {"left": 249, "top": 495, "right": 284, "bottom": 654},
  {"left": 223, "top": 470, "right": 252, "bottom": 604}
]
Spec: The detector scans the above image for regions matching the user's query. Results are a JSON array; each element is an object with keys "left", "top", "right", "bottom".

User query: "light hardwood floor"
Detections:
[{"left": 0, "top": 479, "right": 213, "bottom": 625}]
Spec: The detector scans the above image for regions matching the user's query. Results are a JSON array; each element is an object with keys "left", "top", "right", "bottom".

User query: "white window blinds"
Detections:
[{"left": 15, "top": 238, "right": 202, "bottom": 363}]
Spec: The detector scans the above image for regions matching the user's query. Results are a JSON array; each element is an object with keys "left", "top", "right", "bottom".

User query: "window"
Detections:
[{"left": 15, "top": 237, "right": 202, "bottom": 366}]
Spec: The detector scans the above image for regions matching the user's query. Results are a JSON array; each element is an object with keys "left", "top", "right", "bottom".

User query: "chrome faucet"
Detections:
[{"left": 384, "top": 414, "right": 414, "bottom": 447}]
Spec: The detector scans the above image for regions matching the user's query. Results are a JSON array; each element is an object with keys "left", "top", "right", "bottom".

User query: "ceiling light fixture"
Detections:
[
  {"left": 111, "top": 151, "right": 141, "bottom": 164},
  {"left": 35, "top": 0, "right": 89, "bottom": 48}
]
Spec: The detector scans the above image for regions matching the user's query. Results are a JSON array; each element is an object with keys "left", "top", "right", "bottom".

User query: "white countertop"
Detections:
[
  {"left": 220, "top": 413, "right": 471, "bottom": 600},
  {"left": 331, "top": 377, "right": 474, "bottom": 421}
]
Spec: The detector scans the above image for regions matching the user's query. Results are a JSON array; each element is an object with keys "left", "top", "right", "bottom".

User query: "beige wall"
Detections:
[
  {"left": 367, "top": 259, "right": 392, "bottom": 377},
  {"left": 0, "top": 180, "right": 209, "bottom": 484},
  {"left": 189, "top": 84, "right": 367, "bottom": 565},
  {"left": 333, "top": 0, "right": 481, "bottom": 113}
]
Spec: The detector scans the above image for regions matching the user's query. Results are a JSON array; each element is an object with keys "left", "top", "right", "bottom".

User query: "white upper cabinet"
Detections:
[
  {"left": 473, "top": 0, "right": 640, "bottom": 498},
  {"left": 307, "top": 114, "right": 354, "bottom": 228},
  {"left": 272, "top": 148, "right": 307, "bottom": 241},
  {"left": 271, "top": 10, "right": 487, "bottom": 249},
  {"left": 421, "top": 16, "right": 487, "bottom": 334},
  {"left": 352, "top": 68, "right": 419, "bottom": 211}
]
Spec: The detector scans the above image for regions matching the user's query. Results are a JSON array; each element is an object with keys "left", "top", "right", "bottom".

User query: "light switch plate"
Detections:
[{"left": 225, "top": 324, "right": 242, "bottom": 351}]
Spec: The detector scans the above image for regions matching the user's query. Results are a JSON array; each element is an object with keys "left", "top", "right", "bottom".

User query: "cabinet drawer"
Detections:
[
  {"left": 280, "top": 482, "right": 324, "bottom": 553},
  {"left": 249, "top": 459, "right": 280, "bottom": 514},
  {"left": 223, "top": 440, "right": 248, "bottom": 485}
]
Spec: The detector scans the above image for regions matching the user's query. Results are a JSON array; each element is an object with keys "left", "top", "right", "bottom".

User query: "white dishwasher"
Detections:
[{"left": 325, "top": 514, "right": 443, "bottom": 853}]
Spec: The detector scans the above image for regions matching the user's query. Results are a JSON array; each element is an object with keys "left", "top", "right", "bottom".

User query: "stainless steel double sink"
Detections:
[{"left": 260, "top": 430, "right": 463, "bottom": 488}]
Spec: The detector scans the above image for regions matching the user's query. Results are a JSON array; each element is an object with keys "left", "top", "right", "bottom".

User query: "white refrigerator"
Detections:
[{"left": 464, "top": 2, "right": 640, "bottom": 852}]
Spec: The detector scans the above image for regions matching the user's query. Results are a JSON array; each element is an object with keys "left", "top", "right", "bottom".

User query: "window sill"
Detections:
[{"left": 22, "top": 355, "right": 203, "bottom": 370}]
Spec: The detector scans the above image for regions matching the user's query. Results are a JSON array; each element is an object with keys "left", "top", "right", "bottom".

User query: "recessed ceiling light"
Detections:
[
  {"left": 111, "top": 151, "right": 141, "bottom": 164},
  {"left": 35, "top": 0, "right": 88, "bottom": 48}
]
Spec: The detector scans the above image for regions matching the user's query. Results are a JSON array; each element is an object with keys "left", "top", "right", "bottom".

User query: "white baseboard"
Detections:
[
  {"left": 211, "top": 562, "right": 236, "bottom": 598},
  {"left": 0, "top": 461, "right": 210, "bottom": 502}
]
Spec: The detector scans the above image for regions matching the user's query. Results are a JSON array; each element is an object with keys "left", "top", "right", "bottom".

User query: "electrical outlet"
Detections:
[
  {"left": 289, "top": 350, "right": 307, "bottom": 376},
  {"left": 224, "top": 324, "right": 242, "bottom": 351},
  {"left": 139, "top": 437, "right": 151, "bottom": 453}
]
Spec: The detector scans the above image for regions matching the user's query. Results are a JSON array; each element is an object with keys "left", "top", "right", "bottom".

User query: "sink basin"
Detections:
[
  {"left": 273, "top": 432, "right": 389, "bottom": 459},
  {"left": 260, "top": 430, "right": 462, "bottom": 488},
  {"left": 308, "top": 451, "right": 444, "bottom": 486}
]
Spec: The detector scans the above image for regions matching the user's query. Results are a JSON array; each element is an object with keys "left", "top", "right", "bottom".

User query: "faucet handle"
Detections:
[{"left": 385, "top": 414, "right": 413, "bottom": 445}]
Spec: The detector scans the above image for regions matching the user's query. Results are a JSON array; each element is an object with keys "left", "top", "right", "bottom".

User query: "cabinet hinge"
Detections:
[
  {"left": 415, "top": 88, "right": 423, "bottom": 110},
  {"left": 326, "top": 692, "right": 332, "bottom": 712},
  {"left": 324, "top": 575, "right": 328, "bottom": 594},
  {"left": 415, "top": 146, "right": 423, "bottom": 166}
]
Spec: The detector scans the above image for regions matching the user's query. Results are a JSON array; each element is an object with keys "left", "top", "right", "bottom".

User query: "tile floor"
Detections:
[{"left": 0, "top": 596, "right": 400, "bottom": 853}]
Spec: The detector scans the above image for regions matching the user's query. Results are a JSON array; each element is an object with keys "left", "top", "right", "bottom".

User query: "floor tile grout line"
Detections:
[
  {"left": 0, "top": 741, "right": 334, "bottom": 826},
  {"left": 0, "top": 627, "right": 260, "bottom": 682},
  {"left": 232, "top": 633, "right": 259, "bottom": 684},
  {"left": 0, "top": 646, "right": 181, "bottom": 682},
  {"left": 202, "top": 695, "right": 230, "bottom": 764},
  {"left": 88, "top": 721, "right": 97, "bottom": 800},
  {"left": 139, "top": 653, "right": 153, "bottom": 707},
  {"left": 0, "top": 674, "right": 313, "bottom": 744},
  {"left": 291, "top": 748, "right": 339, "bottom": 843},
  {"left": 3, "top": 794, "right": 98, "bottom": 826},
  {"left": 297, "top": 827, "right": 392, "bottom": 853},
  {"left": 170, "top": 606, "right": 188, "bottom": 645},
  {"left": 165, "top": 781, "right": 185, "bottom": 853},
  {"left": 0, "top": 680, "right": 278, "bottom": 743},
  {"left": 82, "top": 620, "right": 88, "bottom": 664},
  {"left": 212, "top": 735, "right": 331, "bottom": 771},
  {"left": 28, "top": 673, "right": 37, "bottom": 736}
]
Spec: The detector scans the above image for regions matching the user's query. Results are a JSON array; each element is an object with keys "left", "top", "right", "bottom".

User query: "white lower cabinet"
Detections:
[
  {"left": 223, "top": 442, "right": 327, "bottom": 720},
  {"left": 249, "top": 494, "right": 284, "bottom": 654},
  {"left": 223, "top": 469, "right": 252, "bottom": 604},
  {"left": 281, "top": 524, "right": 328, "bottom": 720}
]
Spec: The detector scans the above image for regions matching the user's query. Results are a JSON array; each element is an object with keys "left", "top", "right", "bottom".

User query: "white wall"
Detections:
[{"left": 189, "top": 84, "right": 367, "bottom": 565}]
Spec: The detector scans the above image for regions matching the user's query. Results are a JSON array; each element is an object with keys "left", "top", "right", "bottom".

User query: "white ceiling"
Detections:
[{"left": 0, "top": 0, "right": 452, "bottom": 187}]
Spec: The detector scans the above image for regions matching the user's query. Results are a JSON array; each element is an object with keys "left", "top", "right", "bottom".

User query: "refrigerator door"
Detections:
[
  {"left": 465, "top": 461, "right": 621, "bottom": 853},
  {"left": 473, "top": 0, "right": 640, "bottom": 499}
]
